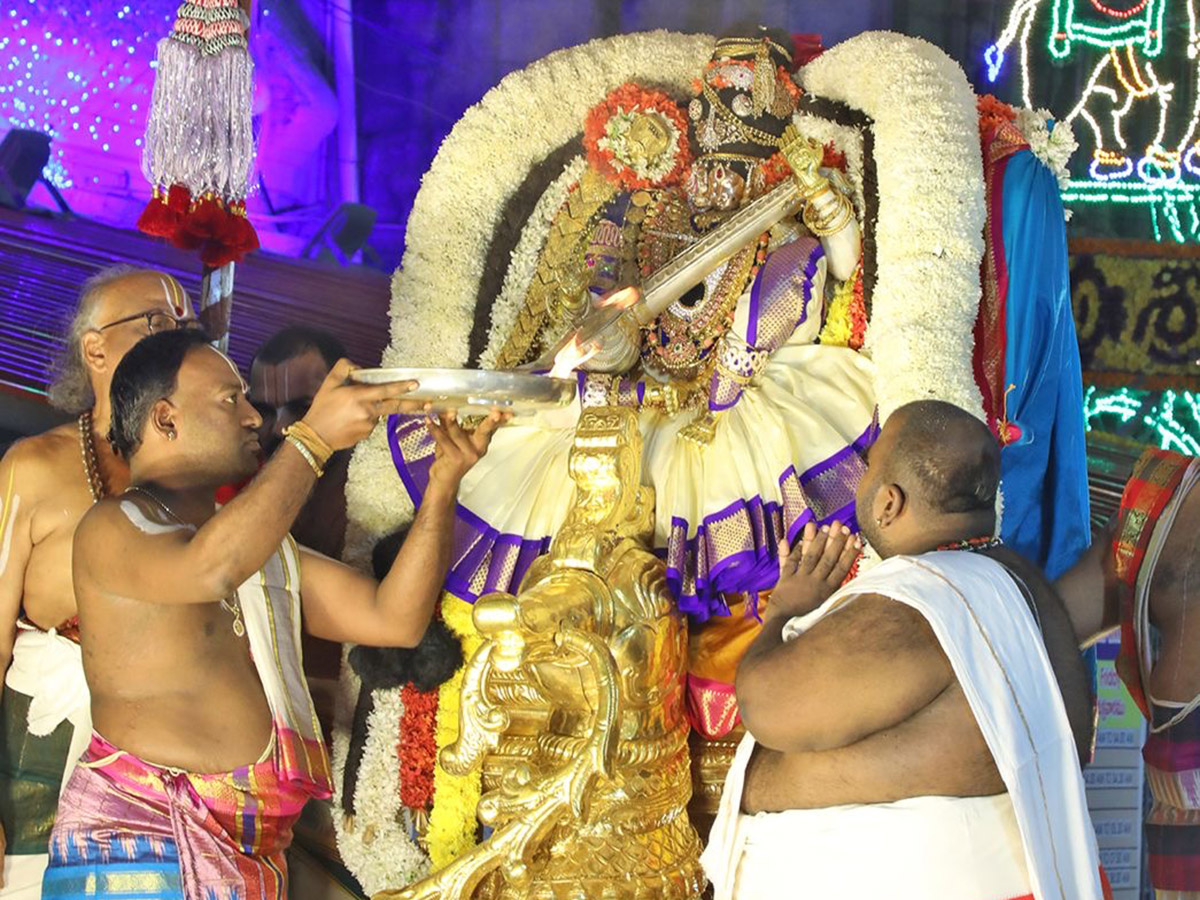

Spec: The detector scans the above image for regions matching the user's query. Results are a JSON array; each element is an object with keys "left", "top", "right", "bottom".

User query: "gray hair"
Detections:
[{"left": 47, "top": 265, "right": 156, "bottom": 414}]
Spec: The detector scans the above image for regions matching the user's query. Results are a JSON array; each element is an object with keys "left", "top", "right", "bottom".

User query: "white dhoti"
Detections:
[
  {"left": 1, "top": 623, "right": 91, "bottom": 900},
  {"left": 701, "top": 551, "right": 1104, "bottom": 900},
  {"left": 705, "top": 734, "right": 1032, "bottom": 899}
]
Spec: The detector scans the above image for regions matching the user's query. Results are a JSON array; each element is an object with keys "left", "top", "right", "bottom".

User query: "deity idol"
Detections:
[
  {"left": 337, "top": 25, "right": 1090, "bottom": 889},
  {"left": 385, "top": 28, "right": 875, "bottom": 739}
]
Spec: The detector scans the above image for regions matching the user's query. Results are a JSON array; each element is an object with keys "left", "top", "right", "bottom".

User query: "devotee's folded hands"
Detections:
[{"left": 769, "top": 520, "right": 862, "bottom": 620}]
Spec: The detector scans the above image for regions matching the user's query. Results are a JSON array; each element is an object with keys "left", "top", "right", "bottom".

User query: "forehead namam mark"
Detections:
[{"left": 98, "top": 271, "right": 194, "bottom": 321}]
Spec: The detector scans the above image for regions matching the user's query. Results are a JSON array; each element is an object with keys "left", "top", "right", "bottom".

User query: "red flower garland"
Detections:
[
  {"left": 757, "top": 141, "right": 845, "bottom": 192},
  {"left": 820, "top": 143, "right": 847, "bottom": 173},
  {"left": 847, "top": 266, "right": 868, "bottom": 351},
  {"left": 584, "top": 83, "right": 692, "bottom": 190},
  {"left": 398, "top": 684, "right": 439, "bottom": 811},
  {"left": 977, "top": 94, "right": 1018, "bottom": 146}
]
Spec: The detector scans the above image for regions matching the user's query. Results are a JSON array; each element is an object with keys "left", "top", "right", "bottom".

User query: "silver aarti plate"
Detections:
[{"left": 348, "top": 367, "right": 577, "bottom": 415}]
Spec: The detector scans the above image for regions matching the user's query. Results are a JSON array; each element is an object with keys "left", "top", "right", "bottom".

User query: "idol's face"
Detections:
[{"left": 687, "top": 160, "right": 747, "bottom": 212}]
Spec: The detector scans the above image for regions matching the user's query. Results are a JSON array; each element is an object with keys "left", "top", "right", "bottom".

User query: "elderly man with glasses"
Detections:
[{"left": 0, "top": 265, "right": 200, "bottom": 899}]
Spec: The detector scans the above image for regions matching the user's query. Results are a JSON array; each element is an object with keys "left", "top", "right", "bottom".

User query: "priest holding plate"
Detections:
[{"left": 43, "top": 331, "right": 509, "bottom": 899}]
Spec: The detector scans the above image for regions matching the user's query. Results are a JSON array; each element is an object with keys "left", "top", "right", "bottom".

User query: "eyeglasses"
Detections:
[{"left": 95, "top": 309, "right": 204, "bottom": 335}]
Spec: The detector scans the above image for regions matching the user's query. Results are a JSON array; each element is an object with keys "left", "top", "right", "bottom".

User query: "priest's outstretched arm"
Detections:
[{"left": 297, "top": 411, "right": 505, "bottom": 648}]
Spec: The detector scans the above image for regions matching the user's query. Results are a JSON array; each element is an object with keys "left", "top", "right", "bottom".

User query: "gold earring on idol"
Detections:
[{"left": 167, "top": 430, "right": 177, "bottom": 441}]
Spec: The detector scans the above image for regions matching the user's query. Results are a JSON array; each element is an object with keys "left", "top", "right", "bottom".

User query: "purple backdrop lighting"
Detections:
[
  {"left": 0, "top": 1, "right": 343, "bottom": 259},
  {"left": 0, "top": 0, "right": 171, "bottom": 224}
]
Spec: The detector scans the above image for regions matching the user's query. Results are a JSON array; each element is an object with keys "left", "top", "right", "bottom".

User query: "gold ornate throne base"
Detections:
[{"left": 388, "top": 407, "right": 704, "bottom": 900}]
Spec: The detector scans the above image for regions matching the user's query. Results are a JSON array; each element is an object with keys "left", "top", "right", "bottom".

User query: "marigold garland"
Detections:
[
  {"left": 977, "top": 92, "right": 1017, "bottom": 143},
  {"left": 425, "top": 594, "right": 485, "bottom": 869},
  {"left": 584, "top": 82, "right": 692, "bottom": 190},
  {"left": 398, "top": 684, "right": 438, "bottom": 811},
  {"left": 818, "top": 262, "right": 866, "bottom": 350},
  {"left": 849, "top": 267, "right": 867, "bottom": 350}
]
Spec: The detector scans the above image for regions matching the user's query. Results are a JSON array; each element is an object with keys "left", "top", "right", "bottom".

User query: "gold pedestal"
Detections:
[{"left": 388, "top": 408, "right": 703, "bottom": 900}]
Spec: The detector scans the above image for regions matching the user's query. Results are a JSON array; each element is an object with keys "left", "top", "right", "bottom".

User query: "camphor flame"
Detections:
[
  {"left": 549, "top": 334, "right": 600, "bottom": 380},
  {"left": 595, "top": 285, "right": 640, "bottom": 311}
]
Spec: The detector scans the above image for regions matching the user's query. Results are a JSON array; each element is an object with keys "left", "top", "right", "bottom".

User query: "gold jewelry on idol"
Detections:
[
  {"left": 801, "top": 184, "right": 856, "bottom": 237},
  {"left": 699, "top": 82, "right": 782, "bottom": 152},
  {"left": 712, "top": 37, "right": 790, "bottom": 117},
  {"left": 713, "top": 36, "right": 792, "bottom": 64},
  {"left": 694, "top": 151, "right": 767, "bottom": 164},
  {"left": 779, "top": 125, "right": 856, "bottom": 237}
]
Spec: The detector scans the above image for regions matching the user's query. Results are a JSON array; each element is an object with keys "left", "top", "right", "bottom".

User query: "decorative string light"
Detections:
[
  {"left": 1048, "top": 0, "right": 1167, "bottom": 59},
  {"left": 0, "top": 1, "right": 170, "bottom": 205},
  {"left": 1084, "top": 384, "right": 1200, "bottom": 453},
  {"left": 987, "top": 0, "right": 1200, "bottom": 239}
]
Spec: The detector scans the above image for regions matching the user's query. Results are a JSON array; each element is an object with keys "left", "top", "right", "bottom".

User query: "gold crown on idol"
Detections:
[
  {"left": 712, "top": 34, "right": 793, "bottom": 66},
  {"left": 692, "top": 31, "right": 800, "bottom": 154}
]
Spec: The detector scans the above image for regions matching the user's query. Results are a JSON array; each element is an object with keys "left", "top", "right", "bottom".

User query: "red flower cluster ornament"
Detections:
[{"left": 584, "top": 83, "right": 693, "bottom": 191}]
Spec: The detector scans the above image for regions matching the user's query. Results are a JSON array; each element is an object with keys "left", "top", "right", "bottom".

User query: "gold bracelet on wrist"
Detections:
[
  {"left": 283, "top": 420, "right": 333, "bottom": 465},
  {"left": 286, "top": 420, "right": 334, "bottom": 458},
  {"left": 283, "top": 421, "right": 333, "bottom": 472},
  {"left": 803, "top": 190, "right": 855, "bottom": 237},
  {"left": 285, "top": 434, "right": 325, "bottom": 478}
]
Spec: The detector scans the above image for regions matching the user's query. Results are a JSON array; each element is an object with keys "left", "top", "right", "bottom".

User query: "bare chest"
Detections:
[{"left": 83, "top": 597, "right": 256, "bottom": 696}]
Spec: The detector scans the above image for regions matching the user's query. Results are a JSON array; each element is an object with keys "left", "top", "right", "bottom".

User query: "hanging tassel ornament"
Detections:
[
  {"left": 138, "top": 0, "right": 258, "bottom": 267},
  {"left": 751, "top": 39, "right": 776, "bottom": 117}
]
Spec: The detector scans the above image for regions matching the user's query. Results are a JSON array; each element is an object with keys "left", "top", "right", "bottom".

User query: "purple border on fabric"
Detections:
[
  {"left": 708, "top": 372, "right": 742, "bottom": 412},
  {"left": 662, "top": 417, "right": 879, "bottom": 621},
  {"left": 796, "top": 241, "right": 821, "bottom": 331},
  {"left": 745, "top": 238, "right": 823, "bottom": 348},
  {"left": 713, "top": 239, "right": 824, "bottom": 415},
  {"left": 746, "top": 257, "right": 767, "bottom": 347},
  {"left": 386, "top": 412, "right": 878, "bottom": 617},
  {"left": 781, "top": 421, "right": 878, "bottom": 546},
  {"left": 386, "top": 414, "right": 551, "bottom": 603},
  {"left": 662, "top": 498, "right": 859, "bottom": 620}
]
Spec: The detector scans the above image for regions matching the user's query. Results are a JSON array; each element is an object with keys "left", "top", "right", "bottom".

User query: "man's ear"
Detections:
[
  {"left": 81, "top": 330, "right": 107, "bottom": 376},
  {"left": 877, "top": 482, "right": 907, "bottom": 527},
  {"left": 148, "top": 399, "right": 179, "bottom": 443}
]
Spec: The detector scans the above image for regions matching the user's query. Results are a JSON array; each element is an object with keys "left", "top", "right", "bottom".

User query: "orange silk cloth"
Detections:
[{"left": 686, "top": 595, "right": 766, "bottom": 739}]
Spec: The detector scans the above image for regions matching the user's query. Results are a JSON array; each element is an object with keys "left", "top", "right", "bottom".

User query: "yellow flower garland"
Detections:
[
  {"left": 818, "top": 263, "right": 861, "bottom": 348},
  {"left": 425, "top": 593, "right": 485, "bottom": 869}
]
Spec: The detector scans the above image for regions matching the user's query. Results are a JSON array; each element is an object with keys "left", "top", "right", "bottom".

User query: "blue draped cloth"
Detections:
[{"left": 996, "top": 148, "right": 1091, "bottom": 579}]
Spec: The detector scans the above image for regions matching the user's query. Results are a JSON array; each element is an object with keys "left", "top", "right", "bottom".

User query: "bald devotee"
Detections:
[
  {"left": 1056, "top": 449, "right": 1200, "bottom": 899},
  {"left": 40, "top": 329, "right": 503, "bottom": 899},
  {"left": 0, "top": 266, "right": 200, "bottom": 898},
  {"left": 701, "top": 400, "right": 1107, "bottom": 900}
]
